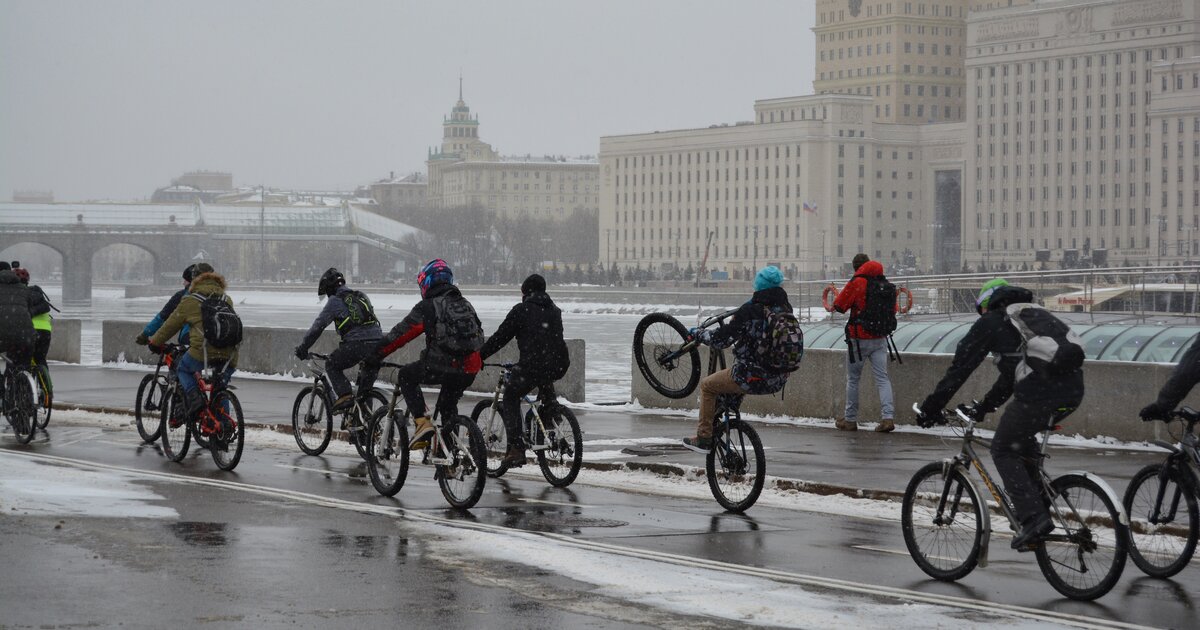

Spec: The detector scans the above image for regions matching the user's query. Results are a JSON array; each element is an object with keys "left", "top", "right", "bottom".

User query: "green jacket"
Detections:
[{"left": 150, "top": 272, "right": 239, "bottom": 367}]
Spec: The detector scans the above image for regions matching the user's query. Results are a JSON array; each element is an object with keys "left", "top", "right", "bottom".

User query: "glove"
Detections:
[
  {"left": 1139, "top": 403, "right": 1170, "bottom": 422},
  {"left": 915, "top": 405, "right": 942, "bottom": 429},
  {"left": 959, "top": 401, "right": 990, "bottom": 423},
  {"left": 135, "top": 334, "right": 149, "bottom": 346},
  {"left": 294, "top": 346, "right": 309, "bottom": 360},
  {"left": 688, "top": 327, "right": 702, "bottom": 341},
  {"left": 148, "top": 342, "right": 164, "bottom": 355}
]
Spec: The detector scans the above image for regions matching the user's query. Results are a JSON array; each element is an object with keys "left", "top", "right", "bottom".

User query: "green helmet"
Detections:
[{"left": 975, "top": 278, "right": 1009, "bottom": 314}]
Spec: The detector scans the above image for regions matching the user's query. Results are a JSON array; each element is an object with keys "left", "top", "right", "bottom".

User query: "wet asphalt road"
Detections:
[{"left": 0, "top": 366, "right": 1197, "bottom": 628}]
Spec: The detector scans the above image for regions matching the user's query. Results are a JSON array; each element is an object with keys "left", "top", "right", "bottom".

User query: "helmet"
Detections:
[
  {"left": 13, "top": 268, "right": 30, "bottom": 284},
  {"left": 184, "top": 262, "right": 214, "bottom": 283},
  {"left": 416, "top": 259, "right": 453, "bottom": 298},
  {"left": 318, "top": 267, "right": 345, "bottom": 297},
  {"left": 976, "top": 278, "right": 1009, "bottom": 314}
]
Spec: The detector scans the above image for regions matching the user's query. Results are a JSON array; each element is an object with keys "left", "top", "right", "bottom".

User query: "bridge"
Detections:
[{"left": 0, "top": 201, "right": 424, "bottom": 305}]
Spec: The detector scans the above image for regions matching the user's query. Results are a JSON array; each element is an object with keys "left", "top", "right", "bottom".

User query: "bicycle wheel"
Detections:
[
  {"left": 35, "top": 370, "right": 51, "bottom": 429},
  {"left": 159, "top": 387, "right": 191, "bottom": 462},
  {"left": 436, "top": 415, "right": 487, "bottom": 510},
  {"left": 8, "top": 371, "right": 37, "bottom": 444},
  {"left": 633, "top": 313, "right": 700, "bottom": 399},
  {"left": 471, "top": 399, "right": 509, "bottom": 477},
  {"left": 209, "top": 391, "right": 245, "bottom": 471},
  {"left": 346, "top": 391, "right": 386, "bottom": 461},
  {"left": 1124, "top": 462, "right": 1198, "bottom": 578},
  {"left": 901, "top": 462, "right": 986, "bottom": 581},
  {"left": 1036, "top": 473, "right": 1129, "bottom": 601},
  {"left": 135, "top": 374, "right": 164, "bottom": 443},
  {"left": 291, "top": 385, "right": 332, "bottom": 456},
  {"left": 535, "top": 406, "right": 583, "bottom": 488},
  {"left": 706, "top": 417, "right": 765, "bottom": 513},
  {"left": 365, "top": 408, "right": 409, "bottom": 497}
]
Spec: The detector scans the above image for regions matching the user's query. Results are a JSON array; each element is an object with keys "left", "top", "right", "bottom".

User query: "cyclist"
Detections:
[
  {"left": 1139, "top": 337, "right": 1200, "bottom": 421},
  {"left": 137, "top": 263, "right": 214, "bottom": 348},
  {"left": 370, "top": 259, "right": 483, "bottom": 450},
  {"left": 682, "top": 266, "right": 796, "bottom": 452},
  {"left": 914, "top": 278, "right": 1084, "bottom": 550},
  {"left": 293, "top": 268, "right": 382, "bottom": 416},
  {"left": 0, "top": 261, "right": 35, "bottom": 405},
  {"left": 478, "top": 273, "right": 570, "bottom": 467},
  {"left": 13, "top": 267, "right": 54, "bottom": 397},
  {"left": 148, "top": 267, "right": 238, "bottom": 425}
]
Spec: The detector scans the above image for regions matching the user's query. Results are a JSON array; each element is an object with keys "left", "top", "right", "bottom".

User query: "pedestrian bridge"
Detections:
[{"left": 0, "top": 202, "right": 423, "bottom": 305}]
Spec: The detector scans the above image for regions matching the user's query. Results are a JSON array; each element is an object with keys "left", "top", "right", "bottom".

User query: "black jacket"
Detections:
[
  {"left": 705, "top": 286, "right": 794, "bottom": 393},
  {"left": 0, "top": 270, "right": 35, "bottom": 349},
  {"left": 478, "top": 291, "right": 570, "bottom": 379},
  {"left": 375, "top": 283, "right": 482, "bottom": 374},
  {"left": 1153, "top": 339, "right": 1200, "bottom": 412}
]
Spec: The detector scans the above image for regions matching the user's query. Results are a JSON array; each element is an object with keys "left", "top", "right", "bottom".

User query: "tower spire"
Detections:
[{"left": 458, "top": 71, "right": 463, "bottom": 101}]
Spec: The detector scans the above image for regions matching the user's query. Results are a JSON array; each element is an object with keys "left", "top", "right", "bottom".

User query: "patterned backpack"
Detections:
[{"left": 754, "top": 306, "right": 805, "bottom": 373}]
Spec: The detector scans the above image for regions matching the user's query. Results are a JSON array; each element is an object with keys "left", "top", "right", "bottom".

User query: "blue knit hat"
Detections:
[{"left": 753, "top": 266, "right": 784, "bottom": 291}]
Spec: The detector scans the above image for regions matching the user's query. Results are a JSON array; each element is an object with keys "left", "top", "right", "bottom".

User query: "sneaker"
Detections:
[
  {"left": 409, "top": 416, "right": 434, "bottom": 450},
  {"left": 501, "top": 446, "right": 528, "bottom": 468},
  {"left": 835, "top": 418, "right": 858, "bottom": 432},
  {"left": 682, "top": 435, "right": 713, "bottom": 453},
  {"left": 331, "top": 394, "right": 355, "bottom": 413},
  {"left": 874, "top": 420, "right": 896, "bottom": 433},
  {"left": 1011, "top": 517, "right": 1054, "bottom": 551}
]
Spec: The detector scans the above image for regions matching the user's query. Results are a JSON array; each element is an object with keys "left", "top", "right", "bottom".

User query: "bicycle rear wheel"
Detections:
[
  {"left": 365, "top": 408, "right": 409, "bottom": 497},
  {"left": 535, "top": 406, "right": 583, "bottom": 488},
  {"left": 706, "top": 417, "right": 765, "bottom": 513},
  {"left": 633, "top": 313, "right": 700, "bottom": 399},
  {"left": 1123, "top": 462, "right": 1198, "bottom": 578},
  {"left": 7, "top": 371, "right": 37, "bottom": 444},
  {"left": 1036, "top": 474, "right": 1128, "bottom": 601},
  {"left": 291, "top": 385, "right": 332, "bottom": 456},
  {"left": 209, "top": 391, "right": 245, "bottom": 471},
  {"left": 35, "top": 370, "right": 51, "bottom": 429},
  {"left": 159, "top": 388, "right": 191, "bottom": 462},
  {"left": 471, "top": 399, "right": 509, "bottom": 477},
  {"left": 901, "top": 462, "right": 985, "bottom": 582},
  {"left": 436, "top": 415, "right": 487, "bottom": 510},
  {"left": 135, "top": 374, "right": 164, "bottom": 443},
  {"left": 347, "top": 390, "right": 386, "bottom": 460}
]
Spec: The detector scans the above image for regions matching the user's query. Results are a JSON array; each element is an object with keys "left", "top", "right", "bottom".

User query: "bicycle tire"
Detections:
[
  {"left": 1123, "top": 462, "right": 1198, "bottom": 579},
  {"left": 1036, "top": 473, "right": 1129, "bottom": 601},
  {"left": 901, "top": 462, "right": 985, "bottom": 582},
  {"left": 471, "top": 399, "right": 509, "bottom": 477},
  {"left": 705, "top": 417, "right": 765, "bottom": 513},
  {"left": 437, "top": 415, "right": 487, "bottom": 510},
  {"left": 633, "top": 313, "right": 701, "bottom": 399},
  {"left": 365, "top": 408, "right": 410, "bottom": 497},
  {"left": 291, "top": 385, "right": 333, "bottom": 456},
  {"left": 209, "top": 391, "right": 245, "bottom": 471},
  {"left": 159, "top": 388, "right": 191, "bottom": 462},
  {"left": 8, "top": 371, "right": 37, "bottom": 444},
  {"left": 535, "top": 406, "right": 583, "bottom": 488},
  {"left": 345, "top": 390, "right": 387, "bottom": 461},
  {"left": 35, "top": 370, "right": 51, "bottom": 429},
  {"left": 135, "top": 374, "right": 163, "bottom": 443}
]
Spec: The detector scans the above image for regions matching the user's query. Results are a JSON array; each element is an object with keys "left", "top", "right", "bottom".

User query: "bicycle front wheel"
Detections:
[
  {"left": 1124, "top": 462, "right": 1198, "bottom": 579},
  {"left": 437, "top": 415, "right": 487, "bottom": 510},
  {"left": 633, "top": 313, "right": 700, "bottom": 399},
  {"left": 159, "top": 388, "right": 191, "bottom": 462},
  {"left": 8, "top": 371, "right": 38, "bottom": 444},
  {"left": 209, "top": 391, "right": 245, "bottom": 471},
  {"left": 1036, "top": 474, "right": 1129, "bottom": 601},
  {"left": 706, "top": 418, "right": 765, "bottom": 513},
  {"left": 535, "top": 406, "right": 583, "bottom": 488},
  {"left": 135, "top": 374, "right": 163, "bottom": 443},
  {"left": 901, "top": 462, "right": 985, "bottom": 582},
  {"left": 291, "top": 386, "right": 332, "bottom": 456},
  {"left": 471, "top": 399, "right": 509, "bottom": 477},
  {"left": 365, "top": 408, "right": 409, "bottom": 497}
]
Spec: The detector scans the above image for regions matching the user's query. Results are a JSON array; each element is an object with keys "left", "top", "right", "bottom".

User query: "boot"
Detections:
[
  {"left": 409, "top": 416, "right": 434, "bottom": 450},
  {"left": 502, "top": 445, "right": 528, "bottom": 467},
  {"left": 835, "top": 418, "right": 858, "bottom": 431},
  {"left": 874, "top": 419, "right": 896, "bottom": 433},
  {"left": 1011, "top": 516, "right": 1054, "bottom": 551},
  {"left": 331, "top": 394, "right": 355, "bottom": 414}
]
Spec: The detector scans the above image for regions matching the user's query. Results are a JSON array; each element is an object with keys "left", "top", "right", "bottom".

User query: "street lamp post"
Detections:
[
  {"left": 752, "top": 226, "right": 759, "bottom": 273},
  {"left": 259, "top": 184, "right": 266, "bottom": 282},
  {"left": 818, "top": 229, "right": 827, "bottom": 281}
]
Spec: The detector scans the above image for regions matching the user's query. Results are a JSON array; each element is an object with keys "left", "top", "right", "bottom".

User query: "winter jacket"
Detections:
[
  {"left": 297, "top": 285, "right": 382, "bottom": 353},
  {"left": 142, "top": 287, "right": 190, "bottom": 345},
  {"left": 1151, "top": 339, "right": 1200, "bottom": 412},
  {"left": 149, "top": 272, "right": 239, "bottom": 367},
  {"left": 832, "top": 260, "right": 891, "bottom": 340},
  {"left": 0, "top": 270, "right": 35, "bottom": 351},
  {"left": 28, "top": 285, "right": 53, "bottom": 332},
  {"left": 478, "top": 291, "right": 570, "bottom": 380},
  {"left": 375, "top": 283, "right": 481, "bottom": 374},
  {"left": 919, "top": 285, "right": 1086, "bottom": 416},
  {"left": 702, "top": 286, "right": 794, "bottom": 394}
]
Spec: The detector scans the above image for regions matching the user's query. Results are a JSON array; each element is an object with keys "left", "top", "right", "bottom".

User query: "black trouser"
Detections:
[
  {"left": 33, "top": 331, "right": 51, "bottom": 394},
  {"left": 325, "top": 339, "right": 379, "bottom": 398},
  {"left": 394, "top": 361, "right": 475, "bottom": 420},
  {"left": 501, "top": 365, "right": 564, "bottom": 449}
]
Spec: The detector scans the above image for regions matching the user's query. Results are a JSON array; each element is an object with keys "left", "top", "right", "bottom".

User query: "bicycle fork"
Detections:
[{"left": 940, "top": 459, "right": 995, "bottom": 568}]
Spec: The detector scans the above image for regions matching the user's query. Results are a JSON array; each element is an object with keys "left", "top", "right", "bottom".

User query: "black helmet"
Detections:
[
  {"left": 318, "top": 267, "right": 345, "bottom": 297},
  {"left": 183, "top": 262, "right": 214, "bottom": 283}
]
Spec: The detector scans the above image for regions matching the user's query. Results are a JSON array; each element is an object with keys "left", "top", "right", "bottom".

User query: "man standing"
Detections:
[{"left": 832, "top": 253, "right": 896, "bottom": 433}]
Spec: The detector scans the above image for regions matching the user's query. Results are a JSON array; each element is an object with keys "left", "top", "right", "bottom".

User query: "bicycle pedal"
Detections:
[{"left": 529, "top": 444, "right": 548, "bottom": 451}]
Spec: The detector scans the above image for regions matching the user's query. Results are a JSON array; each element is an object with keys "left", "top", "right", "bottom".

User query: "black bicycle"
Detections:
[
  {"left": 633, "top": 309, "right": 737, "bottom": 398},
  {"left": 134, "top": 344, "right": 184, "bottom": 443},
  {"left": 702, "top": 393, "right": 766, "bottom": 513},
  {"left": 1, "top": 352, "right": 38, "bottom": 444},
  {"left": 1123, "top": 407, "right": 1200, "bottom": 578},
  {"left": 290, "top": 352, "right": 388, "bottom": 458}
]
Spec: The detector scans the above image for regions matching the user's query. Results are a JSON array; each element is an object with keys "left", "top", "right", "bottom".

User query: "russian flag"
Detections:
[{"left": 802, "top": 202, "right": 818, "bottom": 214}]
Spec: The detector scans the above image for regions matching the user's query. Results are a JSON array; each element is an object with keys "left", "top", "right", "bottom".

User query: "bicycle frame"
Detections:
[
  {"left": 480, "top": 363, "right": 561, "bottom": 452},
  {"left": 1143, "top": 415, "right": 1200, "bottom": 528},
  {"left": 374, "top": 363, "right": 470, "bottom": 466},
  {"left": 655, "top": 308, "right": 738, "bottom": 367}
]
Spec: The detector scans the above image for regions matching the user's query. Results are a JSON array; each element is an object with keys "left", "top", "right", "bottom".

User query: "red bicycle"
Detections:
[{"left": 159, "top": 360, "right": 245, "bottom": 471}]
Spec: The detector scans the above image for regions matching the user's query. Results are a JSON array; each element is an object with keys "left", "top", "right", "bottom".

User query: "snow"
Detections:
[{"left": 0, "top": 454, "right": 177, "bottom": 519}]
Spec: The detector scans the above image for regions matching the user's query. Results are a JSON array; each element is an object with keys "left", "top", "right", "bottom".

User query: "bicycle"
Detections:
[
  {"left": 32, "top": 361, "right": 51, "bottom": 430},
  {"left": 1122, "top": 406, "right": 1200, "bottom": 578},
  {"left": 159, "top": 358, "right": 245, "bottom": 471},
  {"left": 134, "top": 343, "right": 183, "bottom": 443},
  {"left": 1, "top": 352, "right": 38, "bottom": 444},
  {"left": 290, "top": 352, "right": 388, "bottom": 458},
  {"left": 363, "top": 363, "right": 487, "bottom": 509},
  {"left": 633, "top": 308, "right": 737, "bottom": 398},
  {"left": 471, "top": 362, "right": 583, "bottom": 487},
  {"left": 901, "top": 402, "right": 1129, "bottom": 601},
  {"left": 701, "top": 393, "right": 766, "bottom": 513}
]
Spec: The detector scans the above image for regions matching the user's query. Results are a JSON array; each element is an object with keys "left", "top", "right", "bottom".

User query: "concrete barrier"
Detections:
[
  {"left": 48, "top": 318, "right": 82, "bottom": 363},
  {"left": 102, "top": 320, "right": 586, "bottom": 402},
  {"left": 631, "top": 346, "right": 1196, "bottom": 442}
]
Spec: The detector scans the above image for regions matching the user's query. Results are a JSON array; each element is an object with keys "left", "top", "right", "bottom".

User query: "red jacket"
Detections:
[{"left": 833, "top": 260, "right": 887, "bottom": 340}]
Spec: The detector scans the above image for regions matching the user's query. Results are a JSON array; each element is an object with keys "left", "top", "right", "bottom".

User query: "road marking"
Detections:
[
  {"left": 850, "top": 544, "right": 910, "bottom": 557},
  {"left": 516, "top": 497, "right": 596, "bottom": 508},
  {"left": 0, "top": 449, "right": 1154, "bottom": 630}
]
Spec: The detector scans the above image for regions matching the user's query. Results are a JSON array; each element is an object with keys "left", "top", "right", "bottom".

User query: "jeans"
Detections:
[
  {"left": 176, "top": 352, "right": 235, "bottom": 395},
  {"left": 844, "top": 337, "right": 894, "bottom": 421},
  {"left": 325, "top": 340, "right": 379, "bottom": 398}
]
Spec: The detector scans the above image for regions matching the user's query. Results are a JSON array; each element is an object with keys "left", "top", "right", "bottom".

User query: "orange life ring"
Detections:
[
  {"left": 822, "top": 284, "right": 839, "bottom": 312},
  {"left": 896, "top": 286, "right": 914, "bottom": 314}
]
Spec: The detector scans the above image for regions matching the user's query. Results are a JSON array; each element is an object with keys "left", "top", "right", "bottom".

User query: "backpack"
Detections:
[
  {"left": 754, "top": 306, "right": 804, "bottom": 373},
  {"left": 337, "top": 290, "right": 378, "bottom": 333},
  {"left": 1005, "top": 303, "right": 1084, "bottom": 381},
  {"left": 850, "top": 274, "right": 898, "bottom": 337},
  {"left": 28, "top": 286, "right": 55, "bottom": 317},
  {"left": 429, "top": 293, "right": 484, "bottom": 360},
  {"left": 193, "top": 293, "right": 243, "bottom": 349}
]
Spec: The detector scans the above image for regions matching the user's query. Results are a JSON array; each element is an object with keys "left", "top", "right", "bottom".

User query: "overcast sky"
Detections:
[{"left": 1, "top": 1, "right": 816, "bottom": 202}]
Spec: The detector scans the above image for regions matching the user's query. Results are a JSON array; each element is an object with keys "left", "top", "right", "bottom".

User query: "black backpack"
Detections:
[
  {"left": 193, "top": 293, "right": 243, "bottom": 349},
  {"left": 337, "top": 290, "right": 378, "bottom": 333},
  {"left": 427, "top": 293, "right": 484, "bottom": 363},
  {"left": 851, "top": 274, "right": 898, "bottom": 337},
  {"left": 28, "top": 286, "right": 55, "bottom": 317}
]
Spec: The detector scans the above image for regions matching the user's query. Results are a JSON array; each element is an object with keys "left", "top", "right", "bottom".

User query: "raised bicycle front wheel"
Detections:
[
  {"left": 135, "top": 374, "right": 164, "bottom": 443},
  {"left": 291, "top": 385, "right": 333, "bottom": 456},
  {"left": 633, "top": 313, "right": 701, "bottom": 399},
  {"left": 901, "top": 462, "right": 985, "bottom": 582},
  {"left": 705, "top": 417, "right": 765, "bottom": 513},
  {"left": 1123, "top": 462, "right": 1198, "bottom": 579},
  {"left": 535, "top": 405, "right": 583, "bottom": 488},
  {"left": 365, "top": 408, "right": 410, "bottom": 497},
  {"left": 209, "top": 391, "right": 245, "bottom": 471},
  {"left": 437, "top": 415, "right": 487, "bottom": 510},
  {"left": 159, "top": 388, "right": 191, "bottom": 463},
  {"left": 471, "top": 399, "right": 509, "bottom": 477},
  {"left": 1036, "top": 473, "right": 1129, "bottom": 601}
]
